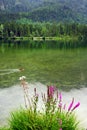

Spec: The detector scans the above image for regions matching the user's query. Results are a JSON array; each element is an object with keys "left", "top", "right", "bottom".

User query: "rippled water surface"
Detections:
[{"left": 0, "top": 41, "right": 87, "bottom": 89}]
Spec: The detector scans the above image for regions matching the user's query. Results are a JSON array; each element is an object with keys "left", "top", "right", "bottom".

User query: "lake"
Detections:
[
  {"left": 0, "top": 40, "right": 87, "bottom": 90},
  {"left": 0, "top": 40, "right": 87, "bottom": 129}
]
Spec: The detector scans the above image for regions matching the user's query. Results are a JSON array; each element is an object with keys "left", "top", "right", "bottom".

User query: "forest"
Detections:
[
  {"left": 0, "top": 22, "right": 87, "bottom": 36},
  {"left": 0, "top": 22, "right": 87, "bottom": 43}
]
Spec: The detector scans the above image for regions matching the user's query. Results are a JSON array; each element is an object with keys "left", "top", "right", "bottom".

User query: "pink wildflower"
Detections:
[
  {"left": 71, "top": 102, "right": 80, "bottom": 111},
  {"left": 68, "top": 98, "right": 74, "bottom": 112},
  {"left": 47, "top": 86, "right": 55, "bottom": 98}
]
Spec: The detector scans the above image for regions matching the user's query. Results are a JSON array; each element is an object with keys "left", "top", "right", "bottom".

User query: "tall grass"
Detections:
[
  {"left": 0, "top": 77, "right": 84, "bottom": 130},
  {"left": 0, "top": 127, "right": 10, "bottom": 130},
  {"left": 9, "top": 108, "right": 80, "bottom": 130},
  {"left": 2, "top": 77, "right": 82, "bottom": 130}
]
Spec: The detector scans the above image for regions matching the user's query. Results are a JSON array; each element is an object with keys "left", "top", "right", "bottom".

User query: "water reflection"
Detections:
[
  {"left": 0, "top": 39, "right": 86, "bottom": 50},
  {"left": 0, "top": 40, "right": 87, "bottom": 90}
]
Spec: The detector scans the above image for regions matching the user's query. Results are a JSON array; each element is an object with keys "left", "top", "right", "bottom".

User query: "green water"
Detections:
[{"left": 0, "top": 41, "right": 87, "bottom": 90}]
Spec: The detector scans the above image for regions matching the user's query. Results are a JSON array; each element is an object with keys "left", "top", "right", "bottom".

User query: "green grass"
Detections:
[
  {"left": 0, "top": 108, "right": 82, "bottom": 130},
  {"left": 0, "top": 109, "right": 80, "bottom": 130},
  {"left": 0, "top": 127, "right": 10, "bottom": 130}
]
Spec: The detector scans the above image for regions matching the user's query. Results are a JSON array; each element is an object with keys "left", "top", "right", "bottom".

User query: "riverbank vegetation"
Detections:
[
  {"left": 0, "top": 22, "right": 87, "bottom": 90},
  {"left": 0, "top": 82, "right": 83, "bottom": 130},
  {"left": 0, "top": 22, "right": 87, "bottom": 45}
]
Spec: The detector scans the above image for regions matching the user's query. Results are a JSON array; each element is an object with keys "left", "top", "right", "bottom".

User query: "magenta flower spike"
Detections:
[
  {"left": 68, "top": 98, "right": 74, "bottom": 112},
  {"left": 59, "top": 92, "right": 62, "bottom": 101},
  {"left": 47, "top": 86, "right": 55, "bottom": 98},
  {"left": 51, "top": 86, "right": 55, "bottom": 93},
  {"left": 71, "top": 102, "right": 80, "bottom": 111}
]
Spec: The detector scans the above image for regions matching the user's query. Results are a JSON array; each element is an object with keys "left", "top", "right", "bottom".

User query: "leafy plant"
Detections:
[
  {"left": 0, "top": 77, "right": 83, "bottom": 130},
  {"left": 8, "top": 77, "right": 81, "bottom": 130}
]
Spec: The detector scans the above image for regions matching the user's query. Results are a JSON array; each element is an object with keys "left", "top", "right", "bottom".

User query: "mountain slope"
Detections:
[
  {"left": 0, "top": 0, "right": 43, "bottom": 12},
  {"left": 27, "top": 4, "right": 77, "bottom": 22},
  {"left": 0, "top": 0, "right": 87, "bottom": 23}
]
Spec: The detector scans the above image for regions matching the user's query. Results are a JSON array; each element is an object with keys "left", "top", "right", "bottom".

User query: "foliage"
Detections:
[
  {"left": 8, "top": 108, "right": 80, "bottom": 130},
  {"left": 0, "top": 0, "right": 87, "bottom": 23},
  {"left": 0, "top": 78, "right": 84, "bottom": 130},
  {"left": 7, "top": 80, "right": 81, "bottom": 130},
  {"left": 0, "top": 22, "right": 87, "bottom": 48},
  {"left": 0, "top": 22, "right": 87, "bottom": 43},
  {"left": 0, "top": 127, "right": 10, "bottom": 130}
]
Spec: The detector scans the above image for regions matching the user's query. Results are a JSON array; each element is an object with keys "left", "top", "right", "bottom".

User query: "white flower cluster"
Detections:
[{"left": 19, "top": 76, "right": 26, "bottom": 80}]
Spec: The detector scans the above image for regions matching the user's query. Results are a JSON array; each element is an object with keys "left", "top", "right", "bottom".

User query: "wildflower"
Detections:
[
  {"left": 19, "top": 76, "right": 30, "bottom": 108},
  {"left": 71, "top": 102, "right": 80, "bottom": 111},
  {"left": 47, "top": 86, "right": 55, "bottom": 99},
  {"left": 58, "top": 102, "right": 62, "bottom": 109},
  {"left": 22, "top": 76, "right": 26, "bottom": 79},
  {"left": 68, "top": 97, "right": 74, "bottom": 112},
  {"left": 19, "top": 76, "right": 26, "bottom": 80},
  {"left": 19, "top": 76, "right": 23, "bottom": 80}
]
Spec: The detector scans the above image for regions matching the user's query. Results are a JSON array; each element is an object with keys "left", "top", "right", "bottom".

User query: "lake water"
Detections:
[
  {"left": 0, "top": 40, "right": 87, "bottom": 90},
  {"left": 0, "top": 40, "right": 87, "bottom": 128}
]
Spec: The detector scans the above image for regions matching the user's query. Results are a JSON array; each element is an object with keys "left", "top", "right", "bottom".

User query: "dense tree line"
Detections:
[{"left": 0, "top": 22, "right": 87, "bottom": 41}]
